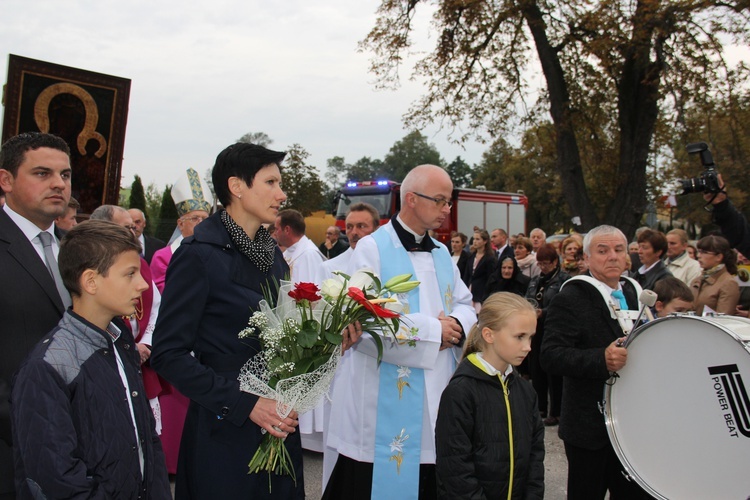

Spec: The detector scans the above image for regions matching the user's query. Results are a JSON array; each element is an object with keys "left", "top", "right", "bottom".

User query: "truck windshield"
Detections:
[{"left": 335, "top": 192, "right": 391, "bottom": 220}]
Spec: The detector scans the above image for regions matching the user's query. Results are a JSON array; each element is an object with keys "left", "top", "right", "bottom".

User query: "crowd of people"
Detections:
[{"left": 2, "top": 130, "right": 750, "bottom": 499}]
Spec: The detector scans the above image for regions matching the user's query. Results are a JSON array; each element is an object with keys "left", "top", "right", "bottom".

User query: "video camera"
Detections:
[{"left": 679, "top": 142, "right": 722, "bottom": 195}]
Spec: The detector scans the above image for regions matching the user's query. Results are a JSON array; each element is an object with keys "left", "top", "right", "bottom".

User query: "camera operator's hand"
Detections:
[{"left": 704, "top": 174, "right": 727, "bottom": 204}]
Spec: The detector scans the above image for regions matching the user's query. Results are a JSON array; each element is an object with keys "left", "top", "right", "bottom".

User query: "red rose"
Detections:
[
  {"left": 347, "top": 287, "right": 400, "bottom": 319},
  {"left": 289, "top": 282, "right": 321, "bottom": 302}
]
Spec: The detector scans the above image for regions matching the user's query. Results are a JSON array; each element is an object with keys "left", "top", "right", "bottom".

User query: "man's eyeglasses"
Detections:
[
  {"left": 181, "top": 215, "right": 208, "bottom": 223},
  {"left": 413, "top": 192, "right": 453, "bottom": 209}
]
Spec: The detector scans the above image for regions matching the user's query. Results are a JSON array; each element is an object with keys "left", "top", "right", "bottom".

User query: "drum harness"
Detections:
[{"left": 560, "top": 276, "right": 645, "bottom": 408}]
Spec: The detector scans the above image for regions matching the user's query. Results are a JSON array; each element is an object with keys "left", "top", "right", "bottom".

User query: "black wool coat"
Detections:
[{"left": 435, "top": 359, "right": 545, "bottom": 499}]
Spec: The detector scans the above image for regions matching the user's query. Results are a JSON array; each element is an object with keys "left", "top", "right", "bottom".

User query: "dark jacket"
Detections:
[
  {"left": 143, "top": 235, "right": 166, "bottom": 264},
  {"left": 150, "top": 211, "right": 303, "bottom": 499},
  {"left": 632, "top": 260, "right": 672, "bottom": 291},
  {"left": 483, "top": 258, "right": 530, "bottom": 301},
  {"left": 319, "top": 238, "right": 348, "bottom": 259},
  {"left": 541, "top": 276, "right": 638, "bottom": 450},
  {"left": 469, "top": 252, "right": 497, "bottom": 303},
  {"left": 455, "top": 249, "right": 472, "bottom": 287},
  {"left": 712, "top": 198, "right": 750, "bottom": 258},
  {"left": 0, "top": 209, "right": 67, "bottom": 496},
  {"left": 436, "top": 358, "right": 545, "bottom": 499},
  {"left": 11, "top": 312, "right": 170, "bottom": 499}
]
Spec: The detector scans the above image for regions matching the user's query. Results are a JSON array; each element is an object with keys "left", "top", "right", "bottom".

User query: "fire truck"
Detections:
[{"left": 334, "top": 180, "right": 527, "bottom": 245}]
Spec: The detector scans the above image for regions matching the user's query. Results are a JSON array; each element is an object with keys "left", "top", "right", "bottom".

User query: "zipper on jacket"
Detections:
[
  {"left": 467, "top": 353, "right": 515, "bottom": 499},
  {"left": 499, "top": 374, "right": 514, "bottom": 500}
]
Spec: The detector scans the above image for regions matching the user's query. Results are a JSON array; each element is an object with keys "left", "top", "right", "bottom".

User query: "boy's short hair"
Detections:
[
  {"left": 653, "top": 276, "right": 694, "bottom": 305},
  {"left": 59, "top": 220, "right": 141, "bottom": 297}
]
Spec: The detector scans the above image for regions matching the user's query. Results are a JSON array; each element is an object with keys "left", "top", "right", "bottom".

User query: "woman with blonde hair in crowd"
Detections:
[
  {"left": 691, "top": 235, "right": 740, "bottom": 315},
  {"left": 435, "top": 292, "right": 544, "bottom": 499},
  {"left": 560, "top": 236, "right": 581, "bottom": 276}
]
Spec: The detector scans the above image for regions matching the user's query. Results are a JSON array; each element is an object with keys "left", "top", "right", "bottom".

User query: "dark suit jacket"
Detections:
[
  {"left": 455, "top": 249, "right": 471, "bottom": 286},
  {"left": 0, "top": 209, "right": 66, "bottom": 495},
  {"left": 143, "top": 234, "right": 166, "bottom": 264},
  {"left": 469, "top": 252, "right": 497, "bottom": 303},
  {"left": 541, "top": 275, "right": 638, "bottom": 450},
  {"left": 496, "top": 244, "right": 515, "bottom": 264}
]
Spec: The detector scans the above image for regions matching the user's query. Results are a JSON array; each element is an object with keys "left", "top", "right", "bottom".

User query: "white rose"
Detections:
[{"left": 321, "top": 277, "right": 345, "bottom": 298}]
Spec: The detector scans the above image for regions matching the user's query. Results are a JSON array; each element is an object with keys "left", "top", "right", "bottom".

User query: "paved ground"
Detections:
[{"left": 303, "top": 425, "right": 569, "bottom": 499}]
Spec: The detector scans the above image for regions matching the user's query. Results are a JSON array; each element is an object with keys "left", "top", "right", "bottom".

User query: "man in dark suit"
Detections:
[
  {"left": 0, "top": 132, "right": 73, "bottom": 499},
  {"left": 128, "top": 208, "right": 166, "bottom": 264},
  {"left": 541, "top": 225, "right": 651, "bottom": 499},
  {"left": 491, "top": 227, "right": 515, "bottom": 262}
]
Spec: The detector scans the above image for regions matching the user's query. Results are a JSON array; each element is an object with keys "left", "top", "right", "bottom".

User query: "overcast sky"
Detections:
[
  {"left": 3, "top": 2, "right": 748, "bottom": 194},
  {"left": 0, "top": 0, "right": 489, "bottom": 190}
]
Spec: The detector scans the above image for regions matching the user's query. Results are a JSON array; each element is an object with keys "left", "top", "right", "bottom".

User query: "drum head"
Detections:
[{"left": 605, "top": 315, "right": 750, "bottom": 499}]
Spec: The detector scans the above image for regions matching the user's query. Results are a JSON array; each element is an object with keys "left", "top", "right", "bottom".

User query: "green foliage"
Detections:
[
  {"left": 349, "top": 157, "right": 384, "bottom": 181},
  {"left": 281, "top": 144, "right": 326, "bottom": 216},
  {"left": 382, "top": 131, "right": 443, "bottom": 182},
  {"left": 155, "top": 186, "right": 178, "bottom": 243},
  {"left": 144, "top": 182, "right": 163, "bottom": 237},
  {"left": 237, "top": 131, "right": 273, "bottom": 147},
  {"left": 473, "top": 126, "right": 570, "bottom": 232},
  {"left": 446, "top": 156, "right": 474, "bottom": 188},
  {"left": 128, "top": 175, "right": 147, "bottom": 212}
]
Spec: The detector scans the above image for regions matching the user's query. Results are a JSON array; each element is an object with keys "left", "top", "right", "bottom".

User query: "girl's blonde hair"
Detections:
[{"left": 464, "top": 292, "right": 536, "bottom": 357}]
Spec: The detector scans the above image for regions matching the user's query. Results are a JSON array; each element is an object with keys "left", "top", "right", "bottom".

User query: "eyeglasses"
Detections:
[
  {"left": 181, "top": 215, "right": 208, "bottom": 223},
  {"left": 697, "top": 250, "right": 718, "bottom": 256},
  {"left": 412, "top": 192, "right": 453, "bottom": 209}
]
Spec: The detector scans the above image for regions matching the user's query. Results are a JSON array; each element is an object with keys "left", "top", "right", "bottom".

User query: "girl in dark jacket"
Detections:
[{"left": 435, "top": 293, "right": 545, "bottom": 500}]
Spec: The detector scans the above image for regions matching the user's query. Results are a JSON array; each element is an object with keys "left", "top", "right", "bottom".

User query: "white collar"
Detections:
[
  {"left": 3, "top": 204, "right": 55, "bottom": 243},
  {"left": 476, "top": 352, "right": 514, "bottom": 380},
  {"left": 396, "top": 214, "right": 425, "bottom": 244},
  {"left": 638, "top": 260, "right": 660, "bottom": 274}
]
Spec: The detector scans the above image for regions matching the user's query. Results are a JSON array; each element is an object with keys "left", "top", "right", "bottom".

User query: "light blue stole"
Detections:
[{"left": 371, "top": 225, "right": 454, "bottom": 499}]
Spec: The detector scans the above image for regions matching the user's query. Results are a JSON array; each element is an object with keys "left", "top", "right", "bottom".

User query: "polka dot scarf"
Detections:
[{"left": 220, "top": 209, "right": 275, "bottom": 274}]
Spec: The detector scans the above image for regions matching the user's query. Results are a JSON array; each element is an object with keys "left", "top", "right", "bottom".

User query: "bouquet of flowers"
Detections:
[{"left": 238, "top": 268, "right": 419, "bottom": 488}]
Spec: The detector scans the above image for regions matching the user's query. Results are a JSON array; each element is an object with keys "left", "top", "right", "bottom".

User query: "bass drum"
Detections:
[{"left": 604, "top": 314, "right": 750, "bottom": 500}]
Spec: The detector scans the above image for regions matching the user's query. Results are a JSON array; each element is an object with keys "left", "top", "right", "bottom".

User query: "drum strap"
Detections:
[{"left": 561, "top": 275, "right": 643, "bottom": 335}]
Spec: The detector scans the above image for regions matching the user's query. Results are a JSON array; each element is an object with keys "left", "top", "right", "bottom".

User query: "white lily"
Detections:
[{"left": 349, "top": 268, "right": 377, "bottom": 292}]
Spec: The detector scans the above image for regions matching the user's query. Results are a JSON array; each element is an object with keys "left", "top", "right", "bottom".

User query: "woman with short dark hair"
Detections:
[{"left": 151, "top": 143, "right": 304, "bottom": 499}]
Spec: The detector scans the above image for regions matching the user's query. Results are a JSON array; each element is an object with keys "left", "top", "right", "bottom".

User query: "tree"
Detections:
[
  {"left": 237, "top": 131, "right": 273, "bottom": 147},
  {"left": 155, "top": 186, "right": 178, "bottom": 244},
  {"left": 282, "top": 144, "right": 326, "bottom": 216},
  {"left": 474, "top": 124, "right": 569, "bottom": 232},
  {"left": 446, "top": 156, "right": 474, "bottom": 188},
  {"left": 128, "top": 175, "right": 147, "bottom": 212},
  {"left": 361, "top": 1, "right": 750, "bottom": 237},
  {"left": 144, "top": 182, "right": 163, "bottom": 237},
  {"left": 325, "top": 156, "right": 351, "bottom": 190},
  {"left": 382, "top": 131, "right": 443, "bottom": 181},
  {"left": 348, "top": 156, "right": 385, "bottom": 181}
]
